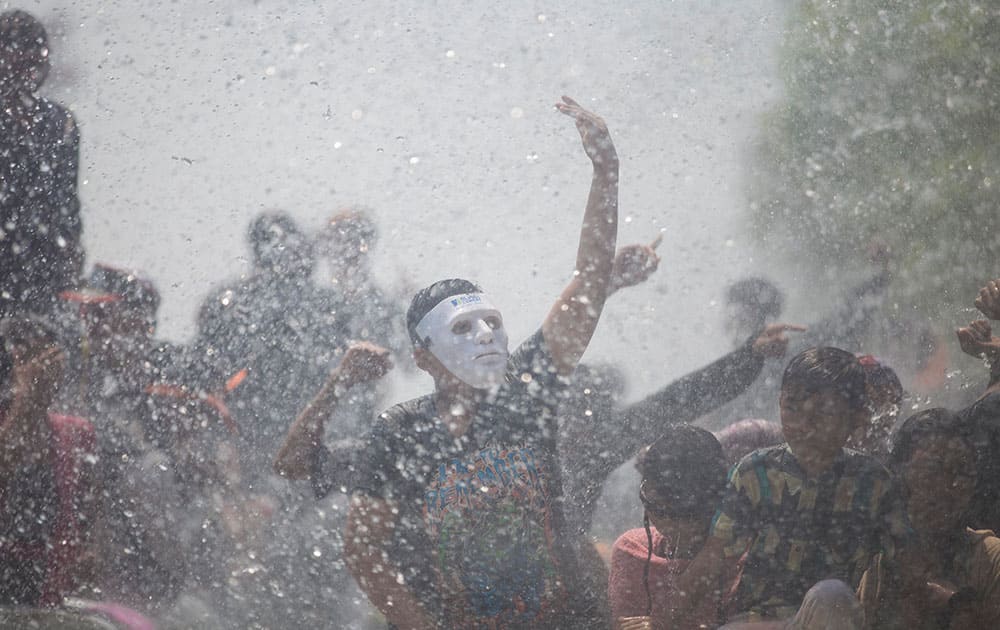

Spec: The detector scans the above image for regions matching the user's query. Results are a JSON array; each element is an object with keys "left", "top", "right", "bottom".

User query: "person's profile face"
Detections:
[
  {"left": 780, "top": 387, "right": 861, "bottom": 471},
  {"left": 902, "top": 437, "right": 976, "bottom": 535}
]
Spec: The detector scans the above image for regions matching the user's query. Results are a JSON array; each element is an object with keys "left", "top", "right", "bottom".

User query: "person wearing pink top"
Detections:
[{"left": 608, "top": 425, "right": 735, "bottom": 630}]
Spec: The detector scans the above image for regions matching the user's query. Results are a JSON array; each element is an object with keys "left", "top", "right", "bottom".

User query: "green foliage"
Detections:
[{"left": 749, "top": 0, "right": 1000, "bottom": 315}]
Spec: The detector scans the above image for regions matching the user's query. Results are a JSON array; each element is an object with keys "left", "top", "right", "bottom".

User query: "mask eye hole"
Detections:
[
  {"left": 484, "top": 316, "right": 502, "bottom": 330},
  {"left": 451, "top": 319, "right": 471, "bottom": 335}
]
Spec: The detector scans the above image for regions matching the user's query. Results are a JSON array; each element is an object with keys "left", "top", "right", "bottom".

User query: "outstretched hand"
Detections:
[
  {"left": 975, "top": 280, "right": 1000, "bottom": 321},
  {"left": 334, "top": 342, "right": 393, "bottom": 389},
  {"left": 752, "top": 323, "right": 808, "bottom": 359},
  {"left": 956, "top": 319, "right": 1000, "bottom": 363},
  {"left": 611, "top": 234, "right": 662, "bottom": 293},
  {"left": 555, "top": 96, "right": 618, "bottom": 170}
]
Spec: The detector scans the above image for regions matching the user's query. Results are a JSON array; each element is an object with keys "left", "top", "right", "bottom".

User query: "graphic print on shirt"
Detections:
[{"left": 423, "top": 442, "right": 562, "bottom": 627}]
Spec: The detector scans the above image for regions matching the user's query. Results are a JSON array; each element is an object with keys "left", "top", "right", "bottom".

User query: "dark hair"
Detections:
[
  {"left": 0, "top": 11, "right": 49, "bottom": 89},
  {"left": 782, "top": 347, "right": 867, "bottom": 412},
  {"left": 636, "top": 424, "right": 728, "bottom": 520},
  {"left": 636, "top": 425, "right": 727, "bottom": 617},
  {"left": 726, "top": 276, "right": 784, "bottom": 320},
  {"left": 889, "top": 408, "right": 974, "bottom": 470},
  {"left": 405, "top": 278, "right": 483, "bottom": 348},
  {"left": 858, "top": 355, "right": 904, "bottom": 409}
]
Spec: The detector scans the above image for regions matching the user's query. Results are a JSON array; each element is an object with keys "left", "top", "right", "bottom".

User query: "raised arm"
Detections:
[
  {"left": 274, "top": 342, "right": 391, "bottom": 479},
  {"left": 543, "top": 96, "right": 619, "bottom": 375},
  {"left": 617, "top": 324, "right": 804, "bottom": 453}
]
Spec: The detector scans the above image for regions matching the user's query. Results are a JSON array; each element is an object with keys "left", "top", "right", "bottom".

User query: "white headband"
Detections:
[{"left": 415, "top": 292, "right": 500, "bottom": 342}]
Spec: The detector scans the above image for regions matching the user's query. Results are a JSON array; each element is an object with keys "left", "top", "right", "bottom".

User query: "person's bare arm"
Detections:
[
  {"left": 543, "top": 96, "right": 619, "bottom": 375},
  {"left": 274, "top": 342, "right": 391, "bottom": 479},
  {"left": 344, "top": 494, "right": 437, "bottom": 630},
  {"left": 0, "top": 345, "right": 61, "bottom": 485},
  {"left": 673, "top": 536, "right": 727, "bottom": 618}
]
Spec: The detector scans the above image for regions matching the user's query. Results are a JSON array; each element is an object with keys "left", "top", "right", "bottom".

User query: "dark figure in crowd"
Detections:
[
  {"left": 709, "top": 244, "right": 891, "bottom": 429},
  {"left": 608, "top": 426, "right": 734, "bottom": 629},
  {"left": 560, "top": 318, "right": 801, "bottom": 537},
  {"left": 846, "top": 354, "right": 905, "bottom": 461},
  {"left": 197, "top": 210, "right": 349, "bottom": 479},
  {"left": 317, "top": 96, "right": 620, "bottom": 630},
  {"left": 0, "top": 315, "right": 95, "bottom": 607},
  {"left": 57, "top": 263, "right": 171, "bottom": 415},
  {"left": 314, "top": 208, "right": 407, "bottom": 435},
  {"left": 953, "top": 278, "right": 1000, "bottom": 533},
  {"left": 0, "top": 10, "right": 83, "bottom": 316},
  {"left": 52, "top": 265, "right": 191, "bottom": 615},
  {"left": 859, "top": 408, "right": 1000, "bottom": 629},
  {"left": 680, "top": 347, "right": 917, "bottom": 628}
]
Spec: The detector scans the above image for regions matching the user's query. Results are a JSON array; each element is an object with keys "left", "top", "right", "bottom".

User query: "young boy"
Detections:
[
  {"left": 679, "top": 347, "right": 913, "bottom": 627},
  {"left": 335, "top": 97, "right": 619, "bottom": 630}
]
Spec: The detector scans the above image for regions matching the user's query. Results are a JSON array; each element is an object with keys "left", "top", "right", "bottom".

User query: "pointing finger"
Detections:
[{"left": 650, "top": 233, "right": 664, "bottom": 251}]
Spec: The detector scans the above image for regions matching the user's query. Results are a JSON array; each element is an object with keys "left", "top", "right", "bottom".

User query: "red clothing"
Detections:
[
  {"left": 0, "top": 411, "right": 95, "bottom": 606},
  {"left": 610, "top": 527, "right": 734, "bottom": 630},
  {"left": 43, "top": 413, "right": 95, "bottom": 605}
]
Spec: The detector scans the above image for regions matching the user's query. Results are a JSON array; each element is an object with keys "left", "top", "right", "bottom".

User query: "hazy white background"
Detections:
[{"left": 24, "top": 0, "right": 787, "bottom": 399}]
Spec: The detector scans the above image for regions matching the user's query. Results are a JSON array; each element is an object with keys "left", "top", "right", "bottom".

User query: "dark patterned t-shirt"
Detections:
[
  {"left": 710, "top": 444, "right": 911, "bottom": 617},
  {"left": 351, "top": 329, "right": 571, "bottom": 628}
]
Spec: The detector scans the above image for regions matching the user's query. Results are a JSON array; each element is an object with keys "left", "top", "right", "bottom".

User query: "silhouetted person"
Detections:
[
  {"left": 0, "top": 315, "right": 95, "bottom": 607},
  {"left": 0, "top": 10, "right": 83, "bottom": 316},
  {"left": 197, "top": 211, "right": 349, "bottom": 479}
]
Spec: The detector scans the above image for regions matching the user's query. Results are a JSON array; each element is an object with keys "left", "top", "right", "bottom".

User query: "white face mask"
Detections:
[{"left": 415, "top": 293, "right": 510, "bottom": 389}]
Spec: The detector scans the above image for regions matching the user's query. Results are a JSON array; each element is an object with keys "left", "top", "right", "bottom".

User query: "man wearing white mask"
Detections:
[{"left": 330, "top": 97, "right": 619, "bottom": 630}]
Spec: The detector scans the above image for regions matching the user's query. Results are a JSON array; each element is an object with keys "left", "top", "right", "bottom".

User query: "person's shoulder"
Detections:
[
  {"left": 840, "top": 447, "right": 892, "bottom": 478},
  {"left": 37, "top": 97, "right": 79, "bottom": 137},
  {"left": 962, "top": 392, "right": 1000, "bottom": 425},
  {"left": 612, "top": 528, "right": 659, "bottom": 560},
  {"left": 733, "top": 443, "right": 788, "bottom": 473},
  {"left": 375, "top": 394, "right": 436, "bottom": 430},
  {"left": 505, "top": 328, "right": 566, "bottom": 388}
]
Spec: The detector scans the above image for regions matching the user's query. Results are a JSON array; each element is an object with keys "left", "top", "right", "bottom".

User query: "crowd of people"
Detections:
[{"left": 4, "top": 7, "right": 1000, "bottom": 630}]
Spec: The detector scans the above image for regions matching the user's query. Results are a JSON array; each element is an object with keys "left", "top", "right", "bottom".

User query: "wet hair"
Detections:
[
  {"left": 726, "top": 276, "right": 784, "bottom": 320},
  {"left": 714, "top": 419, "right": 784, "bottom": 466},
  {"left": 782, "top": 347, "right": 867, "bottom": 412},
  {"left": 889, "top": 408, "right": 974, "bottom": 471},
  {"left": 406, "top": 278, "right": 483, "bottom": 348},
  {"left": 635, "top": 424, "right": 728, "bottom": 520},
  {"left": 857, "top": 355, "right": 904, "bottom": 410},
  {"left": 636, "top": 425, "right": 727, "bottom": 617}
]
